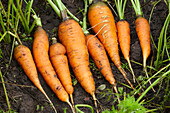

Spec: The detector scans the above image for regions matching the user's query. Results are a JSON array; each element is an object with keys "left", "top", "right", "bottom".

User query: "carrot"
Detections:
[
  {"left": 135, "top": 17, "right": 151, "bottom": 69},
  {"left": 58, "top": 19, "right": 96, "bottom": 99},
  {"left": 88, "top": 1, "right": 134, "bottom": 89},
  {"left": 49, "top": 37, "right": 74, "bottom": 106},
  {"left": 32, "top": 15, "right": 75, "bottom": 112},
  {"left": 47, "top": 0, "right": 98, "bottom": 112},
  {"left": 80, "top": 0, "right": 120, "bottom": 103},
  {"left": 130, "top": 0, "right": 155, "bottom": 92},
  {"left": 14, "top": 42, "right": 57, "bottom": 113},
  {"left": 86, "top": 34, "right": 120, "bottom": 103},
  {"left": 114, "top": 0, "right": 136, "bottom": 83}
]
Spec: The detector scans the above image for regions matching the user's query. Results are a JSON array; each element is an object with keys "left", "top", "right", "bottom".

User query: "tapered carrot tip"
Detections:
[
  {"left": 112, "top": 84, "right": 120, "bottom": 103},
  {"left": 117, "top": 66, "right": 134, "bottom": 89},
  {"left": 143, "top": 59, "right": 156, "bottom": 92},
  {"left": 92, "top": 93, "right": 99, "bottom": 113},
  {"left": 40, "top": 89, "right": 57, "bottom": 113},
  {"left": 70, "top": 94, "right": 74, "bottom": 109},
  {"left": 127, "top": 58, "right": 136, "bottom": 83},
  {"left": 67, "top": 100, "right": 76, "bottom": 113}
]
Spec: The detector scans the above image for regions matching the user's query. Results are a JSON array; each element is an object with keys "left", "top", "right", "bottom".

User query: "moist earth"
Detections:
[{"left": 0, "top": 0, "right": 169, "bottom": 113}]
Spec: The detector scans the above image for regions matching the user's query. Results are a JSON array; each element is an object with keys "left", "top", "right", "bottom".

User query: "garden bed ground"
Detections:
[{"left": 0, "top": 0, "right": 169, "bottom": 113}]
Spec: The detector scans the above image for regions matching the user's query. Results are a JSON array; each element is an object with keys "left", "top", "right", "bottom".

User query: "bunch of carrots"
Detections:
[{"left": 13, "top": 0, "right": 153, "bottom": 112}]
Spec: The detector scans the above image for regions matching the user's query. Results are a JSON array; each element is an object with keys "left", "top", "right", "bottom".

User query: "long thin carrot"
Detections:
[
  {"left": 82, "top": 0, "right": 120, "bottom": 103},
  {"left": 14, "top": 42, "right": 57, "bottom": 113},
  {"left": 114, "top": 0, "right": 136, "bottom": 83},
  {"left": 130, "top": 0, "right": 155, "bottom": 92},
  {"left": 49, "top": 37, "right": 74, "bottom": 107},
  {"left": 32, "top": 15, "right": 75, "bottom": 112},
  {"left": 88, "top": 1, "right": 134, "bottom": 89}
]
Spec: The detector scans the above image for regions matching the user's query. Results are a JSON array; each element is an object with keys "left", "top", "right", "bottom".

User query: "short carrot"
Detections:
[
  {"left": 88, "top": 1, "right": 134, "bottom": 89},
  {"left": 32, "top": 15, "right": 75, "bottom": 112},
  {"left": 14, "top": 42, "right": 57, "bottom": 113},
  {"left": 130, "top": 0, "right": 155, "bottom": 92},
  {"left": 49, "top": 37, "right": 74, "bottom": 106},
  {"left": 115, "top": 0, "right": 136, "bottom": 83}
]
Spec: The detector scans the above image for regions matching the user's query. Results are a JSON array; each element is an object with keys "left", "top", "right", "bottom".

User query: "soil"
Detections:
[{"left": 0, "top": 0, "right": 169, "bottom": 113}]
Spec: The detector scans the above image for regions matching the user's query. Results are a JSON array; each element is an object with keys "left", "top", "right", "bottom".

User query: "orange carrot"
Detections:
[
  {"left": 130, "top": 0, "right": 155, "bottom": 92},
  {"left": 49, "top": 37, "right": 74, "bottom": 106},
  {"left": 33, "top": 26, "right": 75, "bottom": 112},
  {"left": 58, "top": 19, "right": 98, "bottom": 112},
  {"left": 14, "top": 42, "right": 57, "bottom": 113},
  {"left": 135, "top": 17, "right": 151, "bottom": 69},
  {"left": 88, "top": 2, "right": 134, "bottom": 89},
  {"left": 86, "top": 34, "right": 120, "bottom": 102}
]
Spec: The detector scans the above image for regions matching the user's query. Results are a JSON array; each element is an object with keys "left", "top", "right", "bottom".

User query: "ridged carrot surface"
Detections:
[
  {"left": 86, "top": 34, "right": 116, "bottom": 85},
  {"left": 135, "top": 17, "right": 151, "bottom": 68},
  {"left": 33, "top": 26, "right": 69, "bottom": 102},
  {"left": 58, "top": 19, "right": 95, "bottom": 96},
  {"left": 88, "top": 2, "right": 124, "bottom": 75}
]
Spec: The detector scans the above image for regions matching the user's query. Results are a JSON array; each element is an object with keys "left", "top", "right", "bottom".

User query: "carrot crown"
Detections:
[
  {"left": 130, "top": 0, "right": 143, "bottom": 17},
  {"left": 115, "top": 0, "right": 127, "bottom": 20}
]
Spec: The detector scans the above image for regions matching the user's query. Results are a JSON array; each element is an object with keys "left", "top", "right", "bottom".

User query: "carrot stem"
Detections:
[
  {"left": 114, "top": 0, "right": 127, "bottom": 20},
  {"left": 130, "top": 0, "right": 143, "bottom": 17},
  {"left": 32, "top": 14, "right": 42, "bottom": 27},
  {"left": 46, "top": 0, "right": 61, "bottom": 18}
]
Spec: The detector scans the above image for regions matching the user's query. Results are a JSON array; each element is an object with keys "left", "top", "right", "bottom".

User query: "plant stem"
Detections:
[
  {"left": 0, "top": 70, "right": 11, "bottom": 110},
  {"left": 137, "top": 68, "right": 170, "bottom": 102},
  {"left": 130, "top": 0, "right": 143, "bottom": 17},
  {"left": 134, "top": 63, "right": 170, "bottom": 95},
  {"left": 75, "top": 104, "right": 94, "bottom": 113},
  {"left": 155, "top": 13, "right": 170, "bottom": 69},
  {"left": 114, "top": 0, "right": 127, "bottom": 20}
]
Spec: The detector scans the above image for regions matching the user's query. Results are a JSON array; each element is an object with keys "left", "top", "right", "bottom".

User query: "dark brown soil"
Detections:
[{"left": 0, "top": 0, "right": 169, "bottom": 113}]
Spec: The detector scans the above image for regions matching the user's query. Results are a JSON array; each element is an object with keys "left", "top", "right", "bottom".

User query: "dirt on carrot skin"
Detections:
[{"left": 0, "top": 0, "right": 169, "bottom": 113}]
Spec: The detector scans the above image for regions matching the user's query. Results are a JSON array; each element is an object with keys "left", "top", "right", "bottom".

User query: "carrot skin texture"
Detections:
[
  {"left": 135, "top": 17, "right": 151, "bottom": 65},
  {"left": 33, "top": 26, "right": 69, "bottom": 102},
  {"left": 58, "top": 19, "right": 95, "bottom": 96},
  {"left": 49, "top": 42, "right": 74, "bottom": 95},
  {"left": 14, "top": 45, "right": 42, "bottom": 89},
  {"left": 86, "top": 34, "right": 116, "bottom": 85},
  {"left": 88, "top": 2, "right": 122, "bottom": 72},
  {"left": 116, "top": 20, "right": 130, "bottom": 61}
]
